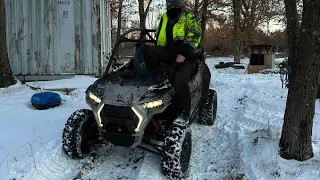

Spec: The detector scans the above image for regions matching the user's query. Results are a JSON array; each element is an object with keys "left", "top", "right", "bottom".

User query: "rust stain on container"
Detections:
[
  {"left": 93, "top": 2, "right": 101, "bottom": 71},
  {"left": 75, "top": 25, "right": 80, "bottom": 72},
  {"left": 42, "top": 64, "right": 50, "bottom": 74}
]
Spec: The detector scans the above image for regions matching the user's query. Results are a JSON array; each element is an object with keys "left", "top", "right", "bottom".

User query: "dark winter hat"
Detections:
[{"left": 166, "top": 0, "right": 182, "bottom": 9}]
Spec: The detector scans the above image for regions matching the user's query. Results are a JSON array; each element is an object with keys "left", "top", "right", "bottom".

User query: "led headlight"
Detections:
[
  {"left": 89, "top": 93, "right": 101, "bottom": 103},
  {"left": 143, "top": 100, "right": 163, "bottom": 109},
  {"left": 86, "top": 92, "right": 102, "bottom": 107},
  {"left": 132, "top": 107, "right": 143, "bottom": 132}
]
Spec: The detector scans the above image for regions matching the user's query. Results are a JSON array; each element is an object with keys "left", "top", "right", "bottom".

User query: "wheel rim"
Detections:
[{"left": 179, "top": 131, "right": 192, "bottom": 173}]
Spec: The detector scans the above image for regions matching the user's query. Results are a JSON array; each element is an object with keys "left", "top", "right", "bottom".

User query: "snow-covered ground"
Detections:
[{"left": 1, "top": 57, "right": 319, "bottom": 180}]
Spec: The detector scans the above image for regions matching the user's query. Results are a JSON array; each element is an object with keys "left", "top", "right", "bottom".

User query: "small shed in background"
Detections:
[
  {"left": 247, "top": 45, "right": 276, "bottom": 74},
  {"left": 5, "top": 0, "right": 112, "bottom": 81}
]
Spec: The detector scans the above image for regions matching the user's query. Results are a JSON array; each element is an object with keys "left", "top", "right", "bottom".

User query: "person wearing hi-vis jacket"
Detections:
[{"left": 142, "top": 0, "right": 202, "bottom": 122}]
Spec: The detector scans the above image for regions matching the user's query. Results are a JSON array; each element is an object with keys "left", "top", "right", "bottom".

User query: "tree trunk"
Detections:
[
  {"left": 280, "top": 0, "right": 320, "bottom": 161},
  {"left": 266, "top": 19, "right": 270, "bottom": 42},
  {"left": 193, "top": 0, "right": 200, "bottom": 20},
  {"left": 247, "top": 0, "right": 257, "bottom": 46},
  {"left": 116, "top": 0, "right": 124, "bottom": 41},
  {"left": 0, "top": 0, "right": 15, "bottom": 88},
  {"left": 283, "top": 0, "right": 300, "bottom": 71},
  {"left": 138, "top": 0, "right": 153, "bottom": 30},
  {"left": 200, "top": 0, "right": 209, "bottom": 46},
  {"left": 232, "top": 0, "right": 241, "bottom": 63},
  {"left": 138, "top": 0, "right": 146, "bottom": 29}
]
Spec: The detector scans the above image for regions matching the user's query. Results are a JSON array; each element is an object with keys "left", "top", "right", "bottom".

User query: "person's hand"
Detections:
[{"left": 176, "top": 54, "right": 185, "bottom": 63}]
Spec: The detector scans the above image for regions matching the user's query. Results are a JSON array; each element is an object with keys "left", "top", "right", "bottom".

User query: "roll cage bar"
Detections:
[{"left": 104, "top": 29, "right": 157, "bottom": 76}]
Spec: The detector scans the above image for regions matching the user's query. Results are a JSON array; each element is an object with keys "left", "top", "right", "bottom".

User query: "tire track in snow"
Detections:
[
  {"left": 226, "top": 75, "right": 284, "bottom": 179},
  {"left": 237, "top": 116, "right": 282, "bottom": 134},
  {"left": 232, "top": 82, "right": 283, "bottom": 134},
  {"left": 6, "top": 140, "right": 81, "bottom": 180},
  {"left": 6, "top": 140, "right": 149, "bottom": 180},
  {"left": 78, "top": 144, "right": 148, "bottom": 180},
  {"left": 28, "top": 149, "right": 79, "bottom": 180},
  {"left": 222, "top": 78, "right": 257, "bottom": 178},
  {"left": 185, "top": 76, "right": 249, "bottom": 179},
  {"left": 187, "top": 124, "right": 241, "bottom": 179},
  {"left": 207, "top": 76, "right": 261, "bottom": 179},
  {"left": 176, "top": 73, "right": 270, "bottom": 179}
]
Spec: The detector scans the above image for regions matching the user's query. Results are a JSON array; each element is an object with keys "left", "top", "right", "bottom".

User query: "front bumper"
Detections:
[
  {"left": 100, "top": 130, "right": 144, "bottom": 147},
  {"left": 91, "top": 104, "right": 144, "bottom": 147}
]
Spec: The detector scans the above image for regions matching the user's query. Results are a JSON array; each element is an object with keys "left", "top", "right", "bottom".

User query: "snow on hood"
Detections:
[{"left": 102, "top": 82, "right": 150, "bottom": 106}]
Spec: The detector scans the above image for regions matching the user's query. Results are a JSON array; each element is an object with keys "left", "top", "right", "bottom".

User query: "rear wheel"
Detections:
[
  {"left": 62, "top": 109, "right": 99, "bottom": 159},
  {"left": 198, "top": 89, "right": 217, "bottom": 126},
  {"left": 161, "top": 119, "right": 192, "bottom": 180}
]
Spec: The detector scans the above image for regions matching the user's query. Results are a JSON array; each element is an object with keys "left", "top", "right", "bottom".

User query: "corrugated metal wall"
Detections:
[{"left": 5, "top": 0, "right": 112, "bottom": 78}]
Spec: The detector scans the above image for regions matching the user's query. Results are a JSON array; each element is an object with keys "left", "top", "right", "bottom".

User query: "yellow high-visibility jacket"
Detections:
[{"left": 156, "top": 11, "right": 202, "bottom": 50}]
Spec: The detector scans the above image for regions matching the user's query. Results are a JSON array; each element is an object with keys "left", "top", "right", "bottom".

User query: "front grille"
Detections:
[
  {"left": 101, "top": 105, "right": 135, "bottom": 119},
  {"left": 100, "top": 105, "right": 139, "bottom": 133}
]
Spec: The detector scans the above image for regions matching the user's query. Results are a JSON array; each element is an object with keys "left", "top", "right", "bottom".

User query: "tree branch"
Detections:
[{"left": 144, "top": 0, "right": 153, "bottom": 16}]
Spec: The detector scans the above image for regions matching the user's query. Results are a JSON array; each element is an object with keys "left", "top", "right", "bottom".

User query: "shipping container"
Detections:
[{"left": 5, "top": 0, "right": 112, "bottom": 81}]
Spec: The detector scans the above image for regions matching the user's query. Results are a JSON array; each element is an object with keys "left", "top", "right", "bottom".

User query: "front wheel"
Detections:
[
  {"left": 62, "top": 109, "right": 99, "bottom": 159},
  {"left": 161, "top": 119, "right": 192, "bottom": 180}
]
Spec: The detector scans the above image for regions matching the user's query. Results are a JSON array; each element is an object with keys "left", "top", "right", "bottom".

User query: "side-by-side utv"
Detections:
[{"left": 62, "top": 29, "right": 217, "bottom": 180}]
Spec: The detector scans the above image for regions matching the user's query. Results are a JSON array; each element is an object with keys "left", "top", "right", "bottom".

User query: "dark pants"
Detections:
[{"left": 141, "top": 45, "right": 196, "bottom": 117}]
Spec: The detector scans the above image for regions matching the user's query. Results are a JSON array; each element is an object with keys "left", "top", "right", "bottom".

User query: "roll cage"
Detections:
[{"left": 104, "top": 29, "right": 157, "bottom": 76}]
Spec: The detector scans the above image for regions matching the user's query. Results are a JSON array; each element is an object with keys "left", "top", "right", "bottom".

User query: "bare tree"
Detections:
[
  {"left": 232, "top": 0, "right": 241, "bottom": 63},
  {"left": 200, "top": 0, "right": 209, "bottom": 44},
  {"left": 193, "top": 0, "right": 200, "bottom": 19},
  {"left": 280, "top": 0, "right": 320, "bottom": 161},
  {"left": 283, "top": 0, "right": 300, "bottom": 68},
  {"left": 0, "top": 0, "right": 15, "bottom": 88},
  {"left": 138, "top": 0, "right": 153, "bottom": 29},
  {"left": 259, "top": 0, "right": 284, "bottom": 40},
  {"left": 231, "top": 0, "right": 282, "bottom": 56},
  {"left": 244, "top": 0, "right": 258, "bottom": 45},
  {"left": 116, "top": 0, "right": 124, "bottom": 41}
]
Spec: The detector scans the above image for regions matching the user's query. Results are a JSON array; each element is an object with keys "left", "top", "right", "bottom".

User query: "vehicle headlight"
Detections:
[
  {"left": 143, "top": 100, "right": 163, "bottom": 109},
  {"left": 86, "top": 92, "right": 102, "bottom": 107},
  {"left": 89, "top": 93, "right": 101, "bottom": 103},
  {"left": 132, "top": 106, "right": 143, "bottom": 132}
]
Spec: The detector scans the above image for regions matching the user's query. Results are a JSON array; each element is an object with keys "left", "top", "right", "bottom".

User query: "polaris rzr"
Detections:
[{"left": 62, "top": 29, "right": 217, "bottom": 179}]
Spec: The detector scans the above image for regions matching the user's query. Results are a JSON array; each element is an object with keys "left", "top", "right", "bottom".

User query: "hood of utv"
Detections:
[
  {"left": 102, "top": 83, "right": 149, "bottom": 106},
  {"left": 91, "top": 71, "right": 171, "bottom": 106}
]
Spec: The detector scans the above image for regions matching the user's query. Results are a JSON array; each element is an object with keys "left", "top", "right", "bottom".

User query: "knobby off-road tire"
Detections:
[
  {"left": 198, "top": 89, "right": 217, "bottom": 126},
  {"left": 62, "top": 109, "right": 99, "bottom": 159},
  {"left": 161, "top": 119, "right": 192, "bottom": 180}
]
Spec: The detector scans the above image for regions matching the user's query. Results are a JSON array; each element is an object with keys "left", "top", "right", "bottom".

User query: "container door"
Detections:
[
  {"left": 99, "top": 0, "right": 112, "bottom": 75},
  {"left": 57, "top": 0, "right": 75, "bottom": 74}
]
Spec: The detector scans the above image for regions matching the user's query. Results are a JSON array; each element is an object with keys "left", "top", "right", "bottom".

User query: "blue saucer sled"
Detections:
[{"left": 31, "top": 92, "right": 62, "bottom": 110}]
